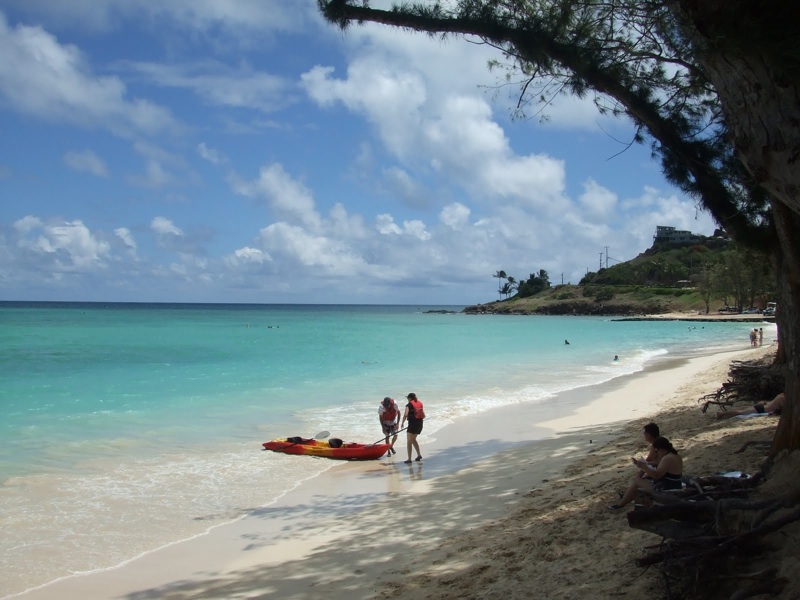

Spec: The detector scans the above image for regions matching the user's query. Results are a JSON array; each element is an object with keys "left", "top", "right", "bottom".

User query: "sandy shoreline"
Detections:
[
  {"left": 11, "top": 343, "right": 779, "bottom": 600},
  {"left": 616, "top": 312, "right": 776, "bottom": 323}
]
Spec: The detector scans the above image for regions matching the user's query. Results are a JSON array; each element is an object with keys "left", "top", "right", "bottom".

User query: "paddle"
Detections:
[
  {"left": 281, "top": 430, "right": 331, "bottom": 453},
  {"left": 368, "top": 426, "right": 408, "bottom": 446},
  {"left": 287, "top": 430, "right": 331, "bottom": 444}
]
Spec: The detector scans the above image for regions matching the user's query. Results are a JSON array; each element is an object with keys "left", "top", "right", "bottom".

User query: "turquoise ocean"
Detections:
[{"left": 0, "top": 302, "right": 771, "bottom": 597}]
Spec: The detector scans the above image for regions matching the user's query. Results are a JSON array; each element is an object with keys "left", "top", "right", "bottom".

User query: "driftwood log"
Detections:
[
  {"left": 699, "top": 357, "right": 784, "bottom": 414},
  {"left": 628, "top": 481, "right": 800, "bottom": 598},
  {"left": 626, "top": 458, "right": 800, "bottom": 598}
]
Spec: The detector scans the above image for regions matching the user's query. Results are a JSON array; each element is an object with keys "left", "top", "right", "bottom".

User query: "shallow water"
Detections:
[{"left": 0, "top": 302, "right": 772, "bottom": 597}]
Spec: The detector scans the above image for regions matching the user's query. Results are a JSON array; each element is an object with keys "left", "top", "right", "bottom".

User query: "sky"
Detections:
[{"left": 0, "top": 0, "right": 718, "bottom": 305}]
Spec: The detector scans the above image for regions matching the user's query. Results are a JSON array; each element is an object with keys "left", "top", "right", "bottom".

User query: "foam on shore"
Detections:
[{"left": 10, "top": 344, "right": 772, "bottom": 600}]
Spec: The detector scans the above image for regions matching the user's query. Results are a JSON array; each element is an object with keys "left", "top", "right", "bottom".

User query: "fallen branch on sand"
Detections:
[
  {"left": 628, "top": 490, "right": 800, "bottom": 598},
  {"left": 698, "top": 358, "right": 783, "bottom": 414},
  {"left": 734, "top": 440, "right": 772, "bottom": 454}
]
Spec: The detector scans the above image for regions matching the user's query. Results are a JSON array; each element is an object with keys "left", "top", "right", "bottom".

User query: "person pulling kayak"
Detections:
[{"left": 378, "top": 396, "right": 400, "bottom": 456}]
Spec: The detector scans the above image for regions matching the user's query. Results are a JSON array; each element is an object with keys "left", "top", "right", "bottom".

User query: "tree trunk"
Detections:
[
  {"left": 676, "top": 1, "right": 800, "bottom": 217},
  {"left": 769, "top": 203, "right": 800, "bottom": 452},
  {"left": 683, "top": 8, "right": 800, "bottom": 452}
]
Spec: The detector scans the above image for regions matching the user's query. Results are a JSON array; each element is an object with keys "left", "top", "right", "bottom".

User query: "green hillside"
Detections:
[
  {"left": 467, "top": 234, "right": 775, "bottom": 316},
  {"left": 465, "top": 284, "right": 705, "bottom": 315}
]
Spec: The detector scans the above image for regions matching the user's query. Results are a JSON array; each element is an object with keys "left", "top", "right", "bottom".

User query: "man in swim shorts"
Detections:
[{"left": 378, "top": 397, "right": 400, "bottom": 455}]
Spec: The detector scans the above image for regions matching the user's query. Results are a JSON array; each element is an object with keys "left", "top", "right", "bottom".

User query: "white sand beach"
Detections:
[{"left": 12, "top": 343, "right": 790, "bottom": 600}]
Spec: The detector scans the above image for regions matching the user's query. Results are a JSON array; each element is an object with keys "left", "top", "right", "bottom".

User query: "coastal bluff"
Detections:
[
  {"left": 463, "top": 299, "right": 659, "bottom": 317},
  {"left": 463, "top": 299, "right": 775, "bottom": 323}
]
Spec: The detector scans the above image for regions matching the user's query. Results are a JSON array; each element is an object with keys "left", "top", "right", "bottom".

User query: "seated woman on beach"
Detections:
[
  {"left": 609, "top": 436, "right": 682, "bottom": 511},
  {"left": 635, "top": 422, "right": 660, "bottom": 478},
  {"left": 716, "top": 392, "right": 785, "bottom": 420}
]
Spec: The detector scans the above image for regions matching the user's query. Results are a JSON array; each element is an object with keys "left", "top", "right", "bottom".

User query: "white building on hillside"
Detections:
[{"left": 653, "top": 226, "right": 702, "bottom": 245}]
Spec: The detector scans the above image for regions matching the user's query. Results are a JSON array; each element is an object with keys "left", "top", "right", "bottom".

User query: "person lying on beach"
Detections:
[
  {"left": 609, "top": 436, "right": 682, "bottom": 511},
  {"left": 716, "top": 392, "right": 785, "bottom": 419}
]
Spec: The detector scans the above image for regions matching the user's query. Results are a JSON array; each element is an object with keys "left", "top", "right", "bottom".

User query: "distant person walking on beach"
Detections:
[
  {"left": 749, "top": 328, "right": 758, "bottom": 347},
  {"left": 759, "top": 328, "right": 764, "bottom": 346},
  {"left": 378, "top": 397, "right": 400, "bottom": 456},
  {"left": 401, "top": 392, "right": 425, "bottom": 464}
]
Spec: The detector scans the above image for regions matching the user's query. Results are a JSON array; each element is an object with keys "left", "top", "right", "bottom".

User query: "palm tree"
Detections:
[
  {"left": 537, "top": 269, "right": 550, "bottom": 287},
  {"left": 506, "top": 276, "right": 517, "bottom": 298},
  {"left": 493, "top": 270, "right": 507, "bottom": 299}
]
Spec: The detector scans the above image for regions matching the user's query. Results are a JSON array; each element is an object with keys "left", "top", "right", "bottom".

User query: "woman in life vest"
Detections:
[
  {"left": 378, "top": 396, "right": 400, "bottom": 456},
  {"left": 401, "top": 392, "right": 424, "bottom": 464}
]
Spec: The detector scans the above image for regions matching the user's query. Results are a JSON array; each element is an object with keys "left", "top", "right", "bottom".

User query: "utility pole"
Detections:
[
  {"left": 561, "top": 273, "right": 564, "bottom": 285},
  {"left": 599, "top": 252, "right": 603, "bottom": 270},
  {"left": 605, "top": 246, "right": 609, "bottom": 269}
]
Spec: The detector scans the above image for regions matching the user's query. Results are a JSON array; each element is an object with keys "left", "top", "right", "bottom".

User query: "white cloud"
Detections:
[
  {"left": 327, "top": 203, "right": 369, "bottom": 240},
  {"left": 622, "top": 187, "right": 716, "bottom": 250},
  {"left": 14, "top": 218, "right": 111, "bottom": 272},
  {"left": 14, "top": 215, "right": 43, "bottom": 235},
  {"left": 128, "top": 142, "right": 194, "bottom": 188},
  {"left": 376, "top": 214, "right": 402, "bottom": 235},
  {"left": 0, "top": 14, "right": 176, "bottom": 137},
  {"left": 225, "top": 246, "right": 271, "bottom": 266},
  {"left": 0, "top": 5, "right": 714, "bottom": 303},
  {"left": 303, "top": 60, "right": 569, "bottom": 214},
  {"left": 197, "top": 142, "right": 224, "bottom": 165},
  {"left": 3, "top": 0, "right": 309, "bottom": 36},
  {"left": 255, "top": 222, "right": 372, "bottom": 277},
  {"left": 231, "top": 163, "right": 322, "bottom": 229},
  {"left": 440, "top": 203, "right": 471, "bottom": 230},
  {"left": 148, "top": 216, "right": 212, "bottom": 259},
  {"left": 114, "top": 227, "right": 137, "bottom": 253},
  {"left": 303, "top": 62, "right": 427, "bottom": 163},
  {"left": 64, "top": 149, "right": 109, "bottom": 177},
  {"left": 339, "top": 19, "right": 615, "bottom": 131},
  {"left": 579, "top": 179, "right": 618, "bottom": 219},
  {"left": 382, "top": 166, "right": 428, "bottom": 208},
  {"left": 122, "top": 61, "right": 294, "bottom": 113},
  {"left": 151, "top": 216, "right": 183, "bottom": 237},
  {"left": 402, "top": 219, "right": 431, "bottom": 241}
]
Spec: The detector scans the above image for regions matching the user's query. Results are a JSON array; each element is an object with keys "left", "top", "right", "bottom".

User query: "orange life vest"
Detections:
[
  {"left": 409, "top": 399, "right": 425, "bottom": 420},
  {"left": 380, "top": 401, "right": 398, "bottom": 422}
]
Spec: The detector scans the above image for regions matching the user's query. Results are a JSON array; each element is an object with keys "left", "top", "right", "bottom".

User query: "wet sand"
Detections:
[{"left": 12, "top": 344, "right": 779, "bottom": 600}]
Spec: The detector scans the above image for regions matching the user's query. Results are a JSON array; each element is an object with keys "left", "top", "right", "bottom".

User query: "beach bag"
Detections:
[{"left": 410, "top": 399, "right": 426, "bottom": 420}]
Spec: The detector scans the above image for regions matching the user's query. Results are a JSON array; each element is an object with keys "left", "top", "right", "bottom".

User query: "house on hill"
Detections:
[{"left": 653, "top": 226, "right": 703, "bottom": 245}]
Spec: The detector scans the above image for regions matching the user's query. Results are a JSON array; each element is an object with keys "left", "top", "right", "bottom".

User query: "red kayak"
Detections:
[{"left": 262, "top": 436, "right": 390, "bottom": 460}]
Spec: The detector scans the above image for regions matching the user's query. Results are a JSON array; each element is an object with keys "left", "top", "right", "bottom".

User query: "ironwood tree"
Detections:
[{"left": 318, "top": 0, "right": 800, "bottom": 452}]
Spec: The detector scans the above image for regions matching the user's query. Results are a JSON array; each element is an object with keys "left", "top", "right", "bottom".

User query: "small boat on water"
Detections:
[{"left": 262, "top": 436, "right": 390, "bottom": 460}]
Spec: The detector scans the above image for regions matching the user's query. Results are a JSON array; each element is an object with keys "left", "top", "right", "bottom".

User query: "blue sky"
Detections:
[{"left": 0, "top": 1, "right": 716, "bottom": 304}]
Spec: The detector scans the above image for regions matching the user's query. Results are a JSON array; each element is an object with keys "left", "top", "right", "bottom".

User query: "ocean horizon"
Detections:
[{"left": 0, "top": 301, "right": 774, "bottom": 597}]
